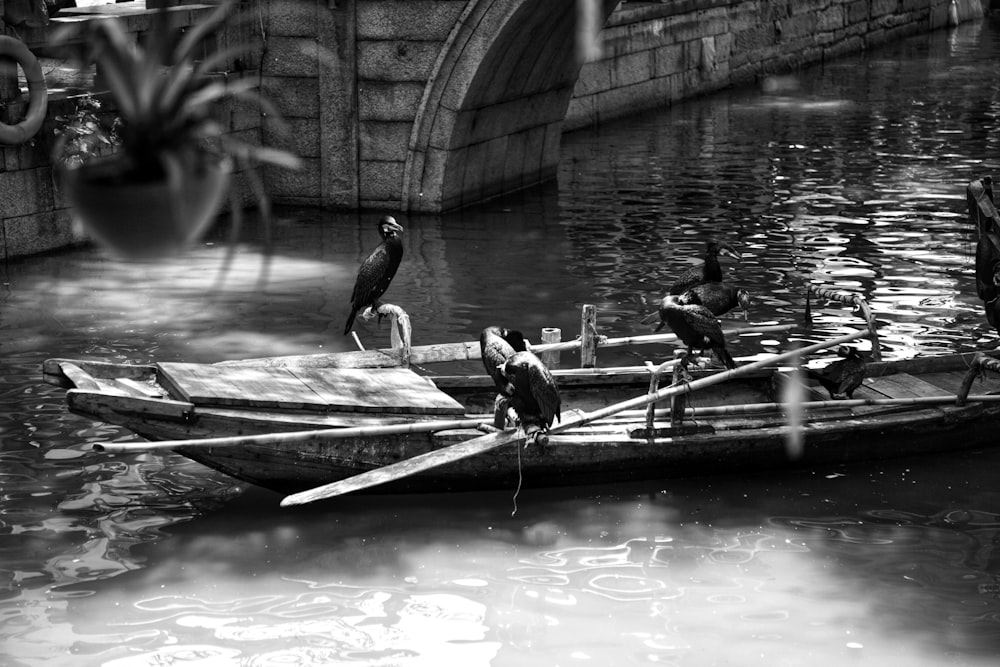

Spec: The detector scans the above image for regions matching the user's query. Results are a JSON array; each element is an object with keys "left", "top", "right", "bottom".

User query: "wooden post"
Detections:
[
  {"left": 644, "top": 361, "right": 662, "bottom": 433},
  {"left": 670, "top": 350, "right": 687, "bottom": 425},
  {"left": 541, "top": 327, "right": 561, "bottom": 369},
  {"left": 580, "top": 304, "right": 597, "bottom": 368},
  {"left": 384, "top": 304, "right": 411, "bottom": 367}
]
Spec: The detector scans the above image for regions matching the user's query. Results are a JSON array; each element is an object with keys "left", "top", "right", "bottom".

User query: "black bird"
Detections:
[
  {"left": 344, "top": 215, "right": 404, "bottom": 335},
  {"left": 655, "top": 295, "right": 737, "bottom": 369},
  {"left": 479, "top": 326, "right": 527, "bottom": 394},
  {"left": 677, "top": 282, "right": 751, "bottom": 320},
  {"left": 668, "top": 239, "right": 741, "bottom": 295},
  {"left": 807, "top": 346, "right": 867, "bottom": 399},
  {"left": 499, "top": 350, "right": 562, "bottom": 435}
]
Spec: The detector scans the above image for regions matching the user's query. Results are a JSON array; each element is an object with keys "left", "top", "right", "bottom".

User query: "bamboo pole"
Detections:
[
  {"left": 93, "top": 388, "right": 1000, "bottom": 457},
  {"left": 221, "top": 322, "right": 796, "bottom": 369},
  {"left": 280, "top": 328, "right": 872, "bottom": 506},
  {"left": 805, "top": 285, "right": 881, "bottom": 361},
  {"left": 587, "top": 393, "right": 1000, "bottom": 421},
  {"left": 679, "top": 394, "right": 1000, "bottom": 415},
  {"left": 92, "top": 417, "right": 486, "bottom": 454}
]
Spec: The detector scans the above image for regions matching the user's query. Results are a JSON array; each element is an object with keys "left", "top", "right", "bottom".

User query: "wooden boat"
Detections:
[{"left": 41, "top": 295, "right": 1000, "bottom": 505}]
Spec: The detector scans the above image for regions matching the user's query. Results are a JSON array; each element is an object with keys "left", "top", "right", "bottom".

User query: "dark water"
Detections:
[{"left": 4, "top": 17, "right": 1000, "bottom": 666}]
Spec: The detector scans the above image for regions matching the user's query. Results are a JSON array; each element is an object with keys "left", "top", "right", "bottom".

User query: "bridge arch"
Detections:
[{"left": 401, "top": 0, "right": 620, "bottom": 212}]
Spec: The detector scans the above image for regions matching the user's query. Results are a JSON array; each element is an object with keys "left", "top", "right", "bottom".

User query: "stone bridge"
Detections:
[
  {"left": 263, "top": 0, "right": 621, "bottom": 214},
  {"left": 262, "top": 0, "right": 978, "bottom": 214}
]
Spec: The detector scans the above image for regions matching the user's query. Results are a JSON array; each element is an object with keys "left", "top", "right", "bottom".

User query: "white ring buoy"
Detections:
[{"left": 0, "top": 36, "right": 47, "bottom": 145}]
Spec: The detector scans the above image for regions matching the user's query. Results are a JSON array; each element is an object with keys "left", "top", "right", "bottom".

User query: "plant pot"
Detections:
[{"left": 61, "top": 155, "right": 232, "bottom": 260}]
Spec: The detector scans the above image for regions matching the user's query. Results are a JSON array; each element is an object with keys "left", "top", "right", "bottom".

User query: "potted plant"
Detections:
[
  {"left": 53, "top": 93, "right": 121, "bottom": 170},
  {"left": 50, "top": 0, "right": 301, "bottom": 259}
]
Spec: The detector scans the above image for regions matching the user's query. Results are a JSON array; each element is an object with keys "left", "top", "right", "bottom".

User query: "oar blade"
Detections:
[{"left": 280, "top": 428, "right": 525, "bottom": 506}]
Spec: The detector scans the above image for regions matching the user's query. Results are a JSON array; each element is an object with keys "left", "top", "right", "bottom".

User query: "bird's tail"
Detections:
[
  {"left": 714, "top": 346, "right": 737, "bottom": 369},
  {"left": 343, "top": 309, "right": 358, "bottom": 336}
]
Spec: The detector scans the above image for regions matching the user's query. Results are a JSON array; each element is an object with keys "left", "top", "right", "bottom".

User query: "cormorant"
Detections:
[
  {"left": 677, "top": 282, "right": 751, "bottom": 320},
  {"left": 668, "top": 239, "right": 741, "bottom": 295},
  {"left": 480, "top": 326, "right": 527, "bottom": 394},
  {"left": 499, "top": 350, "right": 562, "bottom": 435},
  {"left": 655, "top": 294, "right": 737, "bottom": 369},
  {"left": 807, "top": 345, "right": 867, "bottom": 399},
  {"left": 343, "top": 215, "right": 404, "bottom": 336}
]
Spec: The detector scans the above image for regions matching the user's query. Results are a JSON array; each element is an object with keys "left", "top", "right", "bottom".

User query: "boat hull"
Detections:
[{"left": 46, "top": 351, "right": 1000, "bottom": 495}]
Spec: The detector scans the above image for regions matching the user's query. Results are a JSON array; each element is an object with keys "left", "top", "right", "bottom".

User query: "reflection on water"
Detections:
[{"left": 4, "top": 17, "right": 1000, "bottom": 667}]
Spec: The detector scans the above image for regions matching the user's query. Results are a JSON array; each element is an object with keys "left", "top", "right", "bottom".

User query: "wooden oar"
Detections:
[
  {"left": 280, "top": 329, "right": 870, "bottom": 506},
  {"left": 91, "top": 417, "right": 486, "bottom": 454}
]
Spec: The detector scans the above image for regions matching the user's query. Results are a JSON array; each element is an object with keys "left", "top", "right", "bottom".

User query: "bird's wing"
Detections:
[
  {"left": 351, "top": 243, "right": 401, "bottom": 307},
  {"left": 684, "top": 305, "right": 725, "bottom": 345},
  {"left": 481, "top": 336, "right": 515, "bottom": 389},
  {"left": 527, "top": 362, "right": 561, "bottom": 426},
  {"left": 669, "top": 264, "right": 703, "bottom": 294}
]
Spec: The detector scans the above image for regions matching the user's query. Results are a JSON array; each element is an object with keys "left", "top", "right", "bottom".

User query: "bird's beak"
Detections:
[
  {"left": 719, "top": 245, "right": 741, "bottom": 261},
  {"left": 381, "top": 216, "right": 404, "bottom": 234}
]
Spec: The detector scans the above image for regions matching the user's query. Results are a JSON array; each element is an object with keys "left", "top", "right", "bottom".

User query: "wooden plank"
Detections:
[
  {"left": 58, "top": 362, "right": 102, "bottom": 391},
  {"left": 156, "top": 363, "right": 465, "bottom": 414},
  {"left": 157, "top": 363, "right": 320, "bottom": 409},
  {"left": 290, "top": 368, "right": 464, "bottom": 415},
  {"left": 68, "top": 390, "right": 194, "bottom": 421},
  {"left": 113, "top": 377, "right": 163, "bottom": 398},
  {"left": 866, "top": 372, "right": 950, "bottom": 399}
]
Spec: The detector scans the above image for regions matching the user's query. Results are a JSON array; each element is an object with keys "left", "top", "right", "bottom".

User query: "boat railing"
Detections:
[
  {"left": 957, "top": 352, "right": 1000, "bottom": 406},
  {"left": 804, "top": 284, "right": 881, "bottom": 362}
]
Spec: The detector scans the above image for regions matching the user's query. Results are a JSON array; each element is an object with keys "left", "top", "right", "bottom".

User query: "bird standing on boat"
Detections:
[
  {"left": 677, "top": 282, "right": 751, "bottom": 320},
  {"left": 655, "top": 294, "right": 737, "bottom": 370},
  {"left": 807, "top": 345, "right": 867, "bottom": 399},
  {"left": 499, "top": 350, "right": 561, "bottom": 444},
  {"left": 480, "top": 326, "right": 528, "bottom": 428},
  {"left": 344, "top": 216, "right": 404, "bottom": 336},
  {"left": 668, "top": 239, "right": 741, "bottom": 295},
  {"left": 480, "top": 326, "right": 527, "bottom": 393}
]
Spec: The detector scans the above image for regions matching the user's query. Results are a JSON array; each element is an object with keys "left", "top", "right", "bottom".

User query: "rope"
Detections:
[{"left": 511, "top": 437, "right": 523, "bottom": 517}]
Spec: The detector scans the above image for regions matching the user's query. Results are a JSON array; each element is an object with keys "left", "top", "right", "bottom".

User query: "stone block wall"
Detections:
[
  {"left": 354, "top": 0, "right": 465, "bottom": 211},
  {"left": 565, "top": 0, "right": 986, "bottom": 131}
]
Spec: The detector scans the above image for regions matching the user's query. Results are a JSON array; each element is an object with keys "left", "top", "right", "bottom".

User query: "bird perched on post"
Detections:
[
  {"left": 480, "top": 326, "right": 527, "bottom": 428},
  {"left": 668, "top": 239, "right": 741, "bottom": 295},
  {"left": 654, "top": 294, "right": 737, "bottom": 370},
  {"left": 677, "top": 282, "right": 751, "bottom": 320},
  {"left": 807, "top": 345, "right": 867, "bottom": 399},
  {"left": 344, "top": 215, "right": 404, "bottom": 336},
  {"left": 499, "top": 350, "right": 561, "bottom": 445}
]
